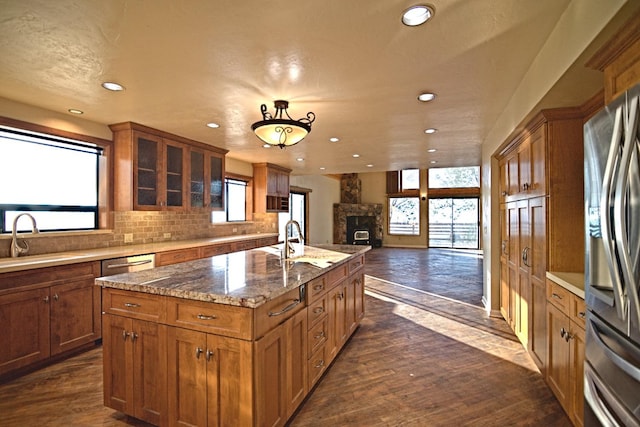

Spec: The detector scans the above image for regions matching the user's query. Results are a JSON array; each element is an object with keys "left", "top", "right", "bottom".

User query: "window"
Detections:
[
  {"left": 278, "top": 191, "right": 307, "bottom": 242},
  {"left": 0, "top": 126, "right": 101, "bottom": 233},
  {"left": 212, "top": 177, "right": 248, "bottom": 222},
  {"left": 388, "top": 197, "right": 420, "bottom": 235},
  {"left": 428, "top": 166, "right": 479, "bottom": 188},
  {"left": 401, "top": 169, "right": 420, "bottom": 190}
]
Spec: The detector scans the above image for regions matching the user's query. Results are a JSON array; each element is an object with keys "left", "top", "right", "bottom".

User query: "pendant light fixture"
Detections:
[{"left": 251, "top": 100, "right": 315, "bottom": 149}]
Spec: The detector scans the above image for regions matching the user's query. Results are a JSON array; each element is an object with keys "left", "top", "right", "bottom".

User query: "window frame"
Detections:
[
  {"left": 0, "top": 116, "right": 113, "bottom": 232},
  {"left": 387, "top": 196, "right": 421, "bottom": 236}
]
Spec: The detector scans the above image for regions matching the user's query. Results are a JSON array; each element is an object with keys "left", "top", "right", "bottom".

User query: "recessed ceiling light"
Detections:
[
  {"left": 367, "top": 164, "right": 374, "bottom": 168},
  {"left": 329, "top": 137, "right": 340, "bottom": 142},
  {"left": 101, "top": 82, "right": 125, "bottom": 91},
  {"left": 206, "top": 122, "right": 220, "bottom": 129},
  {"left": 320, "top": 167, "right": 326, "bottom": 170},
  {"left": 402, "top": 4, "right": 434, "bottom": 27},
  {"left": 68, "top": 109, "right": 83, "bottom": 115},
  {"left": 418, "top": 92, "right": 436, "bottom": 102},
  {"left": 262, "top": 144, "right": 271, "bottom": 148},
  {"left": 424, "top": 128, "right": 437, "bottom": 134},
  {"left": 430, "top": 160, "right": 438, "bottom": 164},
  {"left": 352, "top": 154, "right": 360, "bottom": 158},
  {"left": 427, "top": 148, "right": 437, "bottom": 153},
  {"left": 296, "top": 157, "right": 304, "bottom": 162}
]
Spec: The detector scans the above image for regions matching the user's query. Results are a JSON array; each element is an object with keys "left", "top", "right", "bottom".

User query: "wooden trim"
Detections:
[
  {"left": 108, "top": 121, "right": 228, "bottom": 155},
  {"left": 251, "top": 162, "right": 292, "bottom": 174},
  {"left": 580, "top": 90, "right": 605, "bottom": 123},
  {"left": 428, "top": 187, "right": 480, "bottom": 198},
  {"left": 586, "top": 10, "right": 640, "bottom": 72}
]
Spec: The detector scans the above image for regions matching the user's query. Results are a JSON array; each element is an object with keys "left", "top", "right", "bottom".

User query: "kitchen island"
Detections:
[{"left": 96, "top": 244, "right": 369, "bottom": 427}]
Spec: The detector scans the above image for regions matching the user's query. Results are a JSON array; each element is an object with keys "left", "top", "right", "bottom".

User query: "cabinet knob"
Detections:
[
  {"left": 131, "top": 332, "right": 138, "bottom": 342},
  {"left": 195, "top": 347, "right": 203, "bottom": 359},
  {"left": 43, "top": 295, "right": 50, "bottom": 303},
  {"left": 206, "top": 349, "right": 215, "bottom": 361},
  {"left": 313, "top": 307, "right": 324, "bottom": 314},
  {"left": 314, "top": 360, "right": 325, "bottom": 369},
  {"left": 314, "top": 331, "right": 325, "bottom": 340},
  {"left": 501, "top": 191, "right": 508, "bottom": 197},
  {"left": 560, "top": 328, "right": 566, "bottom": 338},
  {"left": 578, "top": 311, "right": 586, "bottom": 319},
  {"left": 53, "top": 293, "right": 59, "bottom": 301},
  {"left": 122, "top": 330, "right": 129, "bottom": 341}
]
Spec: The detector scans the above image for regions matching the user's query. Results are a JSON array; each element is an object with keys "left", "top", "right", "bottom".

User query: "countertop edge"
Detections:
[{"left": 0, "top": 233, "right": 278, "bottom": 274}]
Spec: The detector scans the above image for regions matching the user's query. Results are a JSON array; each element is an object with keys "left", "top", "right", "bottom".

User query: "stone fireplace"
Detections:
[{"left": 333, "top": 174, "right": 383, "bottom": 245}]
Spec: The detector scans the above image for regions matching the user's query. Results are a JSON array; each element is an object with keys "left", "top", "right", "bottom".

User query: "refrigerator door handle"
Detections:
[
  {"left": 601, "top": 105, "right": 627, "bottom": 319},
  {"left": 589, "top": 315, "right": 640, "bottom": 382},
  {"left": 613, "top": 95, "right": 640, "bottom": 328},
  {"left": 584, "top": 361, "right": 640, "bottom": 427}
]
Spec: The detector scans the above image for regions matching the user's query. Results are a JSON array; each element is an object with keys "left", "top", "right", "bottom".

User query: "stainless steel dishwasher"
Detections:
[{"left": 100, "top": 253, "right": 155, "bottom": 276}]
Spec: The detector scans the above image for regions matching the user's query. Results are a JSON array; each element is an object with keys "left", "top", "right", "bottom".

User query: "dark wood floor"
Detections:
[{"left": 0, "top": 248, "right": 570, "bottom": 426}]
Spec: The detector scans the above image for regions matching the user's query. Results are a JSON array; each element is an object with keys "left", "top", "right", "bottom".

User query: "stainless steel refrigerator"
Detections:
[{"left": 584, "top": 82, "right": 640, "bottom": 426}]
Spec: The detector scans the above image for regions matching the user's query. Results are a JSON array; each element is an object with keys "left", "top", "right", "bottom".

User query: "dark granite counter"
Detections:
[{"left": 95, "top": 244, "right": 370, "bottom": 308}]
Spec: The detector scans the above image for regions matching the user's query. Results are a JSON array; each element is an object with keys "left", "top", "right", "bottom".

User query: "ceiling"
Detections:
[{"left": 0, "top": 1, "right": 635, "bottom": 175}]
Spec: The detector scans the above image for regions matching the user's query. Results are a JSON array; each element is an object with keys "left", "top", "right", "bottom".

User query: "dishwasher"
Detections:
[{"left": 100, "top": 253, "right": 156, "bottom": 276}]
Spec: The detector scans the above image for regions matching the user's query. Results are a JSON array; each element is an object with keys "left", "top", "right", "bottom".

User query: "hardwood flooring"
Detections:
[{"left": 0, "top": 248, "right": 569, "bottom": 426}]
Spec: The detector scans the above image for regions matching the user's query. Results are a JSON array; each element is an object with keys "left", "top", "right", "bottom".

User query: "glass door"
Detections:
[{"left": 428, "top": 197, "right": 479, "bottom": 248}]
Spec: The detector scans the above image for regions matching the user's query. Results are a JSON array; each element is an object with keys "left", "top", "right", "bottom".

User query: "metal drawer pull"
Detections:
[
  {"left": 124, "top": 302, "right": 141, "bottom": 308},
  {"left": 196, "top": 314, "right": 217, "bottom": 320},
  {"left": 551, "top": 293, "right": 562, "bottom": 300},
  {"left": 53, "top": 294, "right": 59, "bottom": 301},
  {"left": 206, "top": 349, "right": 214, "bottom": 361},
  {"left": 314, "top": 331, "right": 325, "bottom": 339},
  {"left": 106, "top": 259, "right": 153, "bottom": 269},
  {"left": 131, "top": 332, "right": 138, "bottom": 342},
  {"left": 314, "top": 360, "right": 325, "bottom": 369},
  {"left": 560, "top": 328, "right": 566, "bottom": 338},
  {"left": 195, "top": 347, "right": 203, "bottom": 359},
  {"left": 313, "top": 307, "right": 324, "bottom": 314},
  {"left": 268, "top": 299, "right": 302, "bottom": 317},
  {"left": 122, "top": 331, "right": 129, "bottom": 341},
  {"left": 313, "top": 284, "right": 323, "bottom": 291},
  {"left": 578, "top": 311, "right": 586, "bottom": 318}
]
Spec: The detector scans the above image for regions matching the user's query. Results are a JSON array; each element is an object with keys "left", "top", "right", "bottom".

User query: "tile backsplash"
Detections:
[{"left": 0, "top": 211, "right": 278, "bottom": 258}]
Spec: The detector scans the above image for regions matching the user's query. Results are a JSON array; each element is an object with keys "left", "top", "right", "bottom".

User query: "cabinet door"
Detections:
[
  {"left": 208, "top": 152, "right": 224, "bottom": 210},
  {"left": 515, "top": 200, "right": 530, "bottom": 345},
  {"left": 529, "top": 125, "right": 546, "bottom": 197},
  {"left": 327, "top": 281, "right": 348, "bottom": 362},
  {"left": 50, "top": 275, "right": 100, "bottom": 355},
  {"left": 353, "top": 272, "right": 365, "bottom": 324},
  {"left": 569, "top": 324, "right": 585, "bottom": 427},
  {"left": 132, "top": 320, "right": 167, "bottom": 425},
  {"left": 190, "top": 148, "right": 206, "bottom": 208},
  {"left": 102, "top": 314, "right": 133, "bottom": 414},
  {"left": 164, "top": 139, "right": 187, "bottom": 209},
  {"left": 517, "top": 141, "right": 531, "bottom": 196},
  {"left": 546, "top": 303, "right": 570, "bottom": 413},
  {"left": 205, "top": 334, "right": 253, "bottom": 427},
  {"left": 528, "top": 197, "right": 547, "bottom": 370},
  {"left": 0, "top": 288, "right": 50, "bottom": 375},
  {"left": 506, "top": 202, "right": 519, "bottom": 330},
  {"left": 167, "top": 327, "right": 208, "bottom": 427},
  {"left": 286, "top": 309, "right": 308, "bottom": 419},
  {"left": 255, "top": 323, "right": 287, "bottom": 427},
  {"left": 134, "top": 131, "right": 162, "bottom": 209}
]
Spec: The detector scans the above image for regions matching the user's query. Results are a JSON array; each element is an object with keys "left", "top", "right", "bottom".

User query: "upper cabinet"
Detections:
[
  {"left": 253, "top": 163, "right": 291, "bottom": 213},
  {"left": 110, "top": 122, "right": 227, "bottom": 212},
  {"left": 499, "top": 124, "right": 545, "bottom": 202}
]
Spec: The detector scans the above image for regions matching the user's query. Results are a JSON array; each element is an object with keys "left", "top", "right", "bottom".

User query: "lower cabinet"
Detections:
[
  {"left": 0, "top": 261, "right": 101, "bottom": 378},
  {"left": 545, "top": 278, "right": 585, "bottom": 427}
]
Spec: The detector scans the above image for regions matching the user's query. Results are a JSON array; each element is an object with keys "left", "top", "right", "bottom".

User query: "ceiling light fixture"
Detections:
[
  {"left": 329, "top": 137, "right": 340, "bottom": 142},
  {"left": 68, "top": 109, "right": 83, "bottom": 115},
  {"left": 101, "top": 82, "right": 125, "bottom": 91},
  {"left": 206, "top": 122, "right": 220, "bottom": 129},
  {"left": 427, "top": 148, "right": 437, "bottom": 152},
  {"left": 352, "top": 154, "right": 360, "bottom": 158},
  {"left": 424, "top": 128, "right": 437, "bottom": 134},
  {"left": 251, "top": 100, "right": 315, "bottom": 149},
  {"left": 402, "top": 4, "right": 435, "bottom": 27},
  {"left": 418, "top": 92, "right": 436, "bottom": 102}
]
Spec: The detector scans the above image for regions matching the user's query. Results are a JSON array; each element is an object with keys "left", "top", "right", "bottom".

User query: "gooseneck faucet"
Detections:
[
  {"left": 11, "top": 213, "right": 39, "bottom": 258},
  {"left": 283, "top": 220, "right": 304, "bottom": 259}
]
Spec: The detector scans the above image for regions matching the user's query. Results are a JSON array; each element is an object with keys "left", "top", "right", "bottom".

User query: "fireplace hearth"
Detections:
[{"left": 333, "top": 174, "right": 383, "bottom": 245}]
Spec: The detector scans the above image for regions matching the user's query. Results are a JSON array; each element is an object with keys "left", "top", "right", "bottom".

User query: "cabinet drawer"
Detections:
[
  {"left": 102, "top": 288, "right": 165, "bottom": 322},
  {"left": 308, "top": 317, "right": 327, "bottom": 356},
  {"left": 546, "top": 279, "right": 571, "bottom": 314},
  {"left": 307, "top": 294, "right": 327, "bottom": 327},
  {"left": 253, "top": 286, "right": 306, "bottom": 340},
  {"left": 308, "top": 345, "right": 328, "bottom": 389},
  {"left": 200, "top": 244, "right": 230, "bottom": 258},
  {"left": 327, "top": 263, "right": 348, "bottom": 288},
  {"left": 166, "top": 297, "right": 252, "bottom": 340},
  {"left": 348, "top": 255, "right": 365, "bottom": 274},
  {"left": 570, "top": 294, "right": 586, "bottom": 329},
  {"left": 155, "top": 248, "right": 201, "bottom": 266},
  {"left": 307, "top": 276, "right": 328, "bottom": 303}
]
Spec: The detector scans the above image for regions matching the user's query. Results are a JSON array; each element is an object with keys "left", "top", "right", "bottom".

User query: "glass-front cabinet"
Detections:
[{"left": 111, "top": 122, "right": 227, "bottom": 212}]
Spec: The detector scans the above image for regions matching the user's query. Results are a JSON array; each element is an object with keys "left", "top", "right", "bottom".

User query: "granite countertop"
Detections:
[
  {"left": 96, "top": 244, "right": 370, "bottom": 308},
  {"left": 546, "top": 271, "right": 585, "bottom": 299},
  {"left": 0, "top": 233, "right": 278, "bottom": 274}
]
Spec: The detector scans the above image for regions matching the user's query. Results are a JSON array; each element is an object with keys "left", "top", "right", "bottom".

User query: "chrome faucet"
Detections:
[
  {"left": 11, "top": 213, "right": 39, "bottom": 258},
  {"left": 283, "top": 220, "right": 304, "bottom": 259}
]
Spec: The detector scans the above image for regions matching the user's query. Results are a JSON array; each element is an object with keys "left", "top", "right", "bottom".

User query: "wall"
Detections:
[
  {"left": 0, "top": 97, "right": 277, "bottom": 258},
  {"left": 289, "top": 174, "right": 340, "bottom": 244}
]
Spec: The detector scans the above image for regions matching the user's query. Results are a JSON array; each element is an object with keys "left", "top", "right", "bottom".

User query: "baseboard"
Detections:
[{"left": 481, "top": 296, "right": 502, "bottom": 318}]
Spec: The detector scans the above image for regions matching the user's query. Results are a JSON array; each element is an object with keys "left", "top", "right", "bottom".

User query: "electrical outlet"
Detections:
[
  {"left": 163, "top": 232, "right": 171, "bottom": 239},
  {"left": 124, "top": 233, "right": 133, "bottom": 243}
]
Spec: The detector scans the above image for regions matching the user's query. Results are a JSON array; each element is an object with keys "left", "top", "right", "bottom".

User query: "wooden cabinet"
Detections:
[
  {"left": 166, "top": 327, "right": 253, "bottom": 427},
  {"left": 497, "top": 107, "right": 585, "bottom": 374},
  {"left": 0, "top": 262, "right": 101, "bottom": 378},
  {"left": 103, "top": 314, "right": 167, "bottom": 426},
  {"left": 545, "top": 279, "right": 586, "bottom": 427},
  {"left": 253, "top": 163, "right": 291, "bottom": 213},
  {"left": 110, "top": 122, "right": 227, "bottom": 212},
  {"left": 155, "top": 247, "right": 201, "bottom": 267}
]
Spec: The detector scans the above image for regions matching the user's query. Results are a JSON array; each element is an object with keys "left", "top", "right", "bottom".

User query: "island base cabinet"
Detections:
[
  {"left": 166, "top": 327, "right": 254, "bottom": 427},
  {"left": 254, "top": 308, "right": 308, "bottom": 427},
  {"left": 102, "top": 314, "right": 167, "bottom": 426}
]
